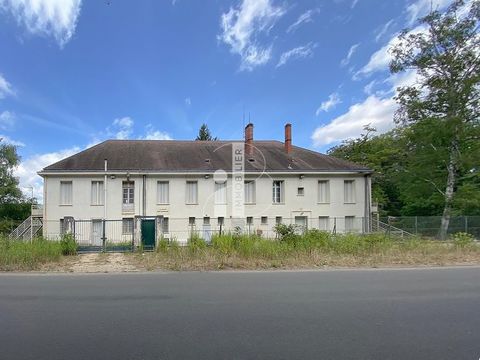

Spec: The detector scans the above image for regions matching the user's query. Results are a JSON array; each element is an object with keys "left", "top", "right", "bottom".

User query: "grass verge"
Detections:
[{"left": 130, "top": 231, "right": 480, "bottom": 271}]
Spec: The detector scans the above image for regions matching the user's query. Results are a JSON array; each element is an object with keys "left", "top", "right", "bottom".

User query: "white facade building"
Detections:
[{"left": 39, "top": 124, "right": 372, "bottom": 246}]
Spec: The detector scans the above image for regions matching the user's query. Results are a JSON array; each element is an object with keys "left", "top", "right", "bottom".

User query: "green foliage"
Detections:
[
  {"left": 60, "top": 234, "right": 77, "bottom": 255},
  {"left": 0, "top": 236, "right": 63, "bottom": 270},
  {"left": 0, "top": 139, "right": 24, "bottom": 205},
  {"left": 187, "top": 233, "right": 207, "bottom": 253},
  {"left": 195, "top": 123, "right": 218, "bottom": 141},
  {"left": 273, "top": 223, "right": 299, "bottom": 242},
  {"left": 156, "top": 237, "right": 169, "bottom": 253},
  {"left": 452, "top": 232, "right": 475, "bottom": 248}
]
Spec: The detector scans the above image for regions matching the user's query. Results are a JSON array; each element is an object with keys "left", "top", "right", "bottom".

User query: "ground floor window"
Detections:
[
  {"left": 162, "top": 217, "right": 169, "bottom": 233},
  {"left": 122, "top": 218, "right": 134, "bottom": 235}
]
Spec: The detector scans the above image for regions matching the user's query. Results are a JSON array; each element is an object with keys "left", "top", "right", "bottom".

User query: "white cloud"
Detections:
[
  {"left": 184, "top": 97, "right": 191, "bottom": 106},
  {"left": 0, "top": 134, "right": 24, "bottom": 146},
  {"left": 15, "top": 146, "right": 80, "bottom": 200},
  {"left": 340, "top": 43, "right": 359, "bottom": 67},
  {"left": 351, "top": 0, "right": 359, "bottom": 9},
  {"left": 111, "top": 116, "right": 134, "bottom": 139},
  {"left": 286, "top": 8, "right": 319, "bottom": 33},
  {"left": 218, "top": 0, "right": 286, "bottom": 71},
  {"left": 355, "top": 25, "right": 426, "bottom": 79},
  {"left": 141, "top": 125, "right": 172, "bottom": 140},
  {"left": 312, "top": 95, "right": 397, "bottom": 146},
  {"left": 276, "top": 42, "right": 316, "bottom": 68},
  {"left": 0, "top": 73, "right": 14, "bottom": 98},
  {"left": 0, "top": 0, "right": 82, "bottom": 47},
  {"left": 0, "top": 110, "right": 15, "bottom": 130},
  {"left": 375, "top": 19, "right": 394, "bottom": 42},
  {"left": 316, "top": 92, "right": 341, "bottom": 115},
  {"left": 406, "top": 0, "right": 451, "bottom": 25}
]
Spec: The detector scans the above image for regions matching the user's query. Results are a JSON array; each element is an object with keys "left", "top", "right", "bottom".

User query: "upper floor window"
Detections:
[
  {"left": 214, "top": 181, "right": 227, "bottom": 204},
  {"left": 297, "top": 187, "right": 304, "bottom": 196},
  {"left": 344, "top": 180, "right": 356, "bottom": 203},
  {"left": 157, "top": 181, "right": 169, "bottom": 204},
  {"left": 244, "top": 180, "right": 256, "bottom": 204},
  {"left": 318, "top": 180, "right": 330, "bottom": 203},
  {"left": 272, "top": 180, "right": 284, "bottom": 204},
  {"left": 186, "top": 181, "right": 198, "bottom": 204},
  {"left": 60, "top": 181, "right": 73, "bottom": 205},
  {"left": 122, "top": 181, "right": 134, "bottom": 210},
  {"left": 91, "top": 181, "right": 104, "bottom": 205}
]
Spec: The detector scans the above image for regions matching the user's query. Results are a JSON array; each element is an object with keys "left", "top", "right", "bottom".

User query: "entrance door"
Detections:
[
  {"left": 141, "top": 219, "right": 155, "bottom": 249},
  {"left": 294, "top": 216, "right": 308, "bottom": 234},
  {"left": 92, "top": 220, "right": 102, "bottom": 246}
]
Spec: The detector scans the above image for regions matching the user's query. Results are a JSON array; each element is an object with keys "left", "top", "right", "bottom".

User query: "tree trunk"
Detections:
[{"left": 439, "top": 139, "right": 458, "bottom": 240}]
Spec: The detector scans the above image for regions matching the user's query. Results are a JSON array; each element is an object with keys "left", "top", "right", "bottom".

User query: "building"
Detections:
[{"left": 39, "top": 123, "right": 372, "bottom": 246}]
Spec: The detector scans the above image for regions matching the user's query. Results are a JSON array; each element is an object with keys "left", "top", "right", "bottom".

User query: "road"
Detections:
[{"left": 1, "top": 267, "right": 479, "bottom": 360}]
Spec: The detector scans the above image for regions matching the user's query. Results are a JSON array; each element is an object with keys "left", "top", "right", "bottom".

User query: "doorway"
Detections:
[{"left": 141, "top": 219, "right": 155, "bottom": 249}]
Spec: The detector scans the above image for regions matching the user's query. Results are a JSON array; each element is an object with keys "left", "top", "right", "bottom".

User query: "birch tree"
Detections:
[{"left": 390, "top": 0, "right": 480, "bottom": 239}]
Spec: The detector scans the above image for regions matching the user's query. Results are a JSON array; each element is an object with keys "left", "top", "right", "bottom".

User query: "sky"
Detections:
[{"left": 0, "top": 0, "right": 454, "bottom": 200}]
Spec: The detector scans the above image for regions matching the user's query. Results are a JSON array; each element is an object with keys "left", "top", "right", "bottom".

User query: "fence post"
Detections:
[
  {"left": 102, "top": 219, "right": 106, "bottom": 253},
  {"left": 465, "top": 216, "right": 468, "bottom": 234},
  {"left": 415, "top": 216, "right": 418, "bottom": 235}
]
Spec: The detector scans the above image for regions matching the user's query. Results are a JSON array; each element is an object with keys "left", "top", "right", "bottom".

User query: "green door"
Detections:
[{"left": 141, "top": 219, "right": 155, "bottom": 249}]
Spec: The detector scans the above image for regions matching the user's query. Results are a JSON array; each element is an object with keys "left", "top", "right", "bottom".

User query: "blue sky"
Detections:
[{"left": 0, "top": 0, "right": 453, "bottom": 198}]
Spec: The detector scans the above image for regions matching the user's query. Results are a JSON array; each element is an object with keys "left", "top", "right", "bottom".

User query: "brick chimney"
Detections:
[
  {"left": 284, "top": 123, "right": 292, "bottom": 154},
  {"left": 245, "top": 123, "right": 253, "bottom": 157}
]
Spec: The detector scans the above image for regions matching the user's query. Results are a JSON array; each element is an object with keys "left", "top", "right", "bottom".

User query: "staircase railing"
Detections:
[
  {"left": 9, "top": 216, "right": 32, "bottom": 240},
  {"left": 8, "top": 217, "right": 43, "bottom": 241},
  {"left": 370, "top": 219, "right": 414, "bottom": 238}
]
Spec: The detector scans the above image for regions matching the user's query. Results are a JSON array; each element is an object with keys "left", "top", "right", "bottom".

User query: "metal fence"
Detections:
[{"left": 380, "top": 216, "right": 480, "bottom": 239}]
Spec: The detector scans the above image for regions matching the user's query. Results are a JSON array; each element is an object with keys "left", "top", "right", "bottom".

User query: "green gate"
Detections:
[{"left": 141, "top": 219, "right": 156, "bottom": 250}]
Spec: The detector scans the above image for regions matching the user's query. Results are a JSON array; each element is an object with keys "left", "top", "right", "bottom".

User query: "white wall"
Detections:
[{"left": 43, "top": 173, "right": 370, "bottom": 242}]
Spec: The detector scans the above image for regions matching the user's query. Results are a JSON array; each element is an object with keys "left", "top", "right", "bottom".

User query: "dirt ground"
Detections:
[{"left": 42, "top": 253, "right": 139, "bottom": 273}]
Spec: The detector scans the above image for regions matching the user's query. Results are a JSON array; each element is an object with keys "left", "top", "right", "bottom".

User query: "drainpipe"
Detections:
[
  {"left": 142, "top": 175, "right": 147, "bottom": 216},
  {"left": 104, "top": 159, "right": 108, "bottom": 220},
  {"left": 364, "top": 174, "right": 371, "bottom": 233}
]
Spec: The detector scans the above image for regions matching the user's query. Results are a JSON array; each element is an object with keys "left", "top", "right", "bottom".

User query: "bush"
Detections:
[
  {"left": 211, "top": 233, "right": 235, "bottom": 255},
  {"left": 60, "top": 234, "right": 77, "bottom": 255},
  {"left": 453, "top": 232, "right": 475, "bottom": 248},
  {"left": 156, "top": 237, "right": 169, "bottom": 253},
  {"left": 188, "top": 233, "right": 207, "bottom": 253}
]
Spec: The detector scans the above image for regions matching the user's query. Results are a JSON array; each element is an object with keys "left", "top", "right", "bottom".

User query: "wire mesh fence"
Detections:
[{"left": 380, "top": 216, "right": 480, "bottom": 239}]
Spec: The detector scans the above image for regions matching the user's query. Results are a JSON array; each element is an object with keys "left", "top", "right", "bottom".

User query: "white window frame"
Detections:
[
  {"left": 122, "top": 218, "right": 134, "bottom": 235},
  {"left": 244, "top": 180, "right": 256, "bottom": 204},
  {"left": 318, "top": 216, "right": 329, "bottom": 231},
  {"left": 122, "top": 181, "right": 135, "bottom": 210},
  {"left": 91, "top": 181, "right": 104, "bottom": 206},
  {"left": 186, "top": 181, "right": 198, "bottom": 204},
  {"left": 60, "top": 181, "right": 73, "bottom": 206},
  {"left": 157, "top": 181, "right": 170, "bottom": 205},
  {"left": 214, "top": 181, "right": 227, "bottom": 205},
  {"left": 318, "top": 180, "right": 330, "bottom": 204},
  {"left": 344, "top": 180, "right": 356, "bottom": 204},
  {"left": 272, "top": 180, "right": 284, "bottom": 204}
]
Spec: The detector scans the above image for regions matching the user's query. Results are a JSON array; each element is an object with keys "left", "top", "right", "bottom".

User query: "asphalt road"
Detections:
[{"left": 1, "top": 268, "right": 479, "bottom": 360}]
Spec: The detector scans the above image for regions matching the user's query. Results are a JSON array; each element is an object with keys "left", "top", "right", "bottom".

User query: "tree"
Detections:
[
  {"left": 328, "top": 126, "right": 407, "bottom": 216},
  {"left": 390, "top": 0, "right": 480, "bottom": 239},
  {"left": 195, "top": 123, "right": 218, "bottom": 141},
  {"left": 0, "top": 139, "right": 23, "bottom": 204}
]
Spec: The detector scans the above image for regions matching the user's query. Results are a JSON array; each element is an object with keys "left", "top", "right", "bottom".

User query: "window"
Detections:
[
  {"left": 91, "top": 181, "right": 104, "bottom": 205},
  {"left": 244, "top": 180, "right": 256, "bottom": 204},
  {"left": 60, "top": 217, "right": 73, "bottom": 234},
  {"left": 157, "top": 181, "right": 169, "bottom": 204},
  {"left": 318, "top": 180, "right": 330, "bottom": 203},
  {"left": 188, "top": 217, "right": 196, "bottom": 226},
  {"left": 319, "top": 216, "right": 329, "bottom": 231},
  {"left": 345, "top": 216, "right": 355, "bottom": 232},
  {"left": 272, "top": 180, "right": 284, "bottom": 203},
  {"left": 297, "top": 187, "right": 304, "bottom": 196},
  {"left": 122, "top": 181, "right": 134, "bottom": 206},
  {"left": 186, "top": 181, "right": 198, "bottom": 204},
  {"left": 203, "top": 217, "right": 210, "bottom": 225},
  {"left": 344, "top": 180, "right": 356, "bottom": 203},
  {"left": 122, "top": 218, "right": 134, "bottom": 235},
  {"left": 275, "top": 216, "right": 282, "bottom": 224},
  {"left": 261, "top": 216, "right": 268, "bottom": 225},
  {"left": 214, "top": 182, "right": 227, "bottom": 204},
  {"left": 218, "top": 217, "right": 224, "bottom": 226},
  {"left": 60, "top": 181, "right": 72, "bottom": 205},
  {"left": 246, "top": 216, "right": 253, "bottom": 225},
  {"left": 162, "top": 217, "right": 169, "bottom": 233}
]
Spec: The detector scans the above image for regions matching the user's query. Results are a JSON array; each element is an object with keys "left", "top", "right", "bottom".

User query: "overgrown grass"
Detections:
[
  {"left": 131, "top": 230, "right": 480, "bottom": 271},
  {"left": 0, "top": 236, "right": 65, "bottom": 271}
]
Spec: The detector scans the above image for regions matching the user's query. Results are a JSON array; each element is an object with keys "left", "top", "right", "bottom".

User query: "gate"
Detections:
[{"left": 72, "top": 219, "right": 134, "bottom": 253}]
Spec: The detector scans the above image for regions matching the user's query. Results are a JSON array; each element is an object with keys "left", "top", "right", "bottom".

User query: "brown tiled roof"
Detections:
[{"left": 40, "top": 140, "right": 371, "bottom": 173}]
